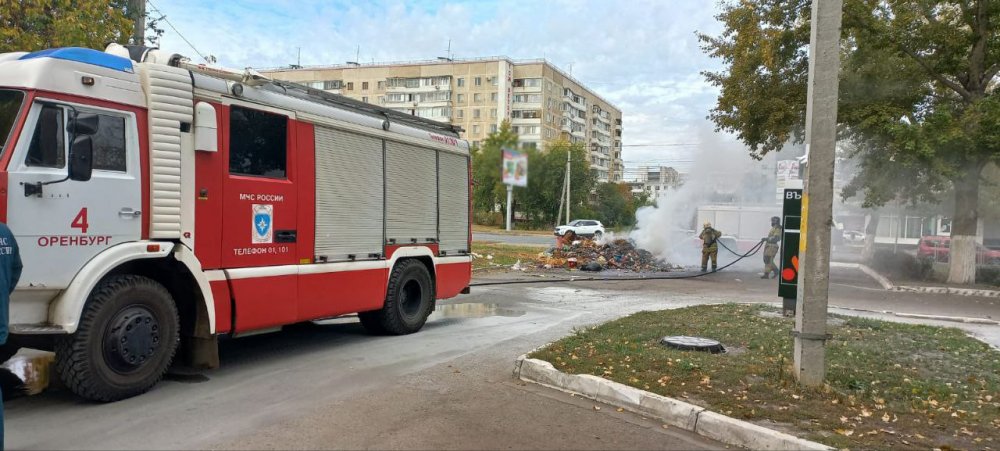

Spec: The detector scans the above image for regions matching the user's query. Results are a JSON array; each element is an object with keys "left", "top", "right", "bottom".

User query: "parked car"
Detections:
[
  {"left": 843, "top": 230, "right": 865, "bottom": 244},
  {"left": 917, "top": 236, "right": 1000, "bottom": 264},
  {"left": 554, "top": 220, "right": 605, "bottom": 237}
]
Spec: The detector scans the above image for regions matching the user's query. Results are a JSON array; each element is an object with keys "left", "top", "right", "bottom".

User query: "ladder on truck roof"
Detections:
[
  {"left": 264, "top": 80, "right": 464, "bottom": 138},
  {"left": 112, "top": 44, "right": 465, "bottom": 138}
]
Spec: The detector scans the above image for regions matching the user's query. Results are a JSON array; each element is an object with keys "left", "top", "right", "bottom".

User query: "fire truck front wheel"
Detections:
[
  {"left": 55, "top": 275, "right": 180, "bottom": 402},
  {"left": 359, "top": 259, "right": 435, "bottom": 335}
]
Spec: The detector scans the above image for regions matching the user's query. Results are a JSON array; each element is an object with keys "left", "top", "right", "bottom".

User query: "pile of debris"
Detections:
[{"left": 536, "top": 238, "right": 674, "bottom": 272}]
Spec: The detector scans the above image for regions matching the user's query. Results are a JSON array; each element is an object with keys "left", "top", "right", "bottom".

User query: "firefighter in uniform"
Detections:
[
  {"left": 699, "top": 222, "right": 722, "bottom": 272},
  {"left": 0, "top": 221, "right": 22, "bottom": 449},
  {"left": 762, "top": 216, "right": 782, "bottom": 279}
]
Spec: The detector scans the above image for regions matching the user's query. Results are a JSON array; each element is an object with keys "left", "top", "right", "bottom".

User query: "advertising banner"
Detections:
[{"left": 502, "top": 147, "right": 528, "bottom": 187}]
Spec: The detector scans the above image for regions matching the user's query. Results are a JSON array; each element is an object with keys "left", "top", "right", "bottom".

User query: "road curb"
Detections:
[
  {"left": 514, "top": 355, "right": 833, "bottom": 451},
  {"left": 831, "top": 261, "right": 1000, "bottom": 298},
  {"left": 828, "top": 305, "right": 1000, "bottom": 326}
]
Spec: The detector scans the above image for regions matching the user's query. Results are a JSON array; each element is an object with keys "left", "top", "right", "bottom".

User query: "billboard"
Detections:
[{"left": 502, "top": 147, "right": 528, "bottom": 187}]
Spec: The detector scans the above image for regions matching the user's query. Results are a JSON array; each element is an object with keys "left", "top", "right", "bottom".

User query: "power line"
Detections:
[{"left": 146, "top": 0, "right": 211, "bottom": 63}]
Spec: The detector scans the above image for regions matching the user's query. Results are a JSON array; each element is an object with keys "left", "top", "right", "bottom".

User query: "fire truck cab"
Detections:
[{"left": 0, "top": 45, "right": 472, "bottom": 401}]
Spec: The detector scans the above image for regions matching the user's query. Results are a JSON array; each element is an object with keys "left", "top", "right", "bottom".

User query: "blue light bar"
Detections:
[{"left": 19, "top": 47, "right": 133, "bottom": 73}]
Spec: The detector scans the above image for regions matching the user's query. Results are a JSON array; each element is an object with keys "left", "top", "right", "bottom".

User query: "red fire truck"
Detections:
[{"left": 0, "top": 44, "right": 472, "bottom": 401}]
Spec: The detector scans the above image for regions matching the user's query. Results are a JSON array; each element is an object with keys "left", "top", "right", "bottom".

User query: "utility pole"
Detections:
[
  {"left": 128, "top": 0, "right": 145, "bottom": 45},
  {"left": 794, "top": 0, "right": 842, "bottom": 386},
  {"left": 565, "top": 149, "right": 572, "bottom": 223}
]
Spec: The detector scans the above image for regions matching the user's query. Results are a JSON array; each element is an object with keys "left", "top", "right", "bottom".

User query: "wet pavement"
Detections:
[{"left": 6, "top": 265, "right": 999, "bottom": 449}]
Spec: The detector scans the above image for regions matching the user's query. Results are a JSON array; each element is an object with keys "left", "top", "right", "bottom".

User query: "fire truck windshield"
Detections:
[{"left": 0, "top": 89, "right": 25, "bottom": 154}]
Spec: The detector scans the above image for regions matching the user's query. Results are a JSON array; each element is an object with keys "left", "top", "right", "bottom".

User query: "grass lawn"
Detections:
[
  {"left": 471, "top": 242, "right": 544, "bottom": 271},
  {"left": 530, "top": 304, "right": 1000, "bottom": 449},
  {"left": 472, "top": 224, "right": 555, "bottom": 236}
]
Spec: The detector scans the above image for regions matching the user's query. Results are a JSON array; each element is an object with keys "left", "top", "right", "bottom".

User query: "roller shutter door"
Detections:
[
  {"left": 438, "top": 152, "right": 469, "bottom": 254},
  {"left": 314, "top": 127, "right": 384, "bottom": 260},
  {"left": 385, "top": 141, "right": 437, "bottom": 244}
]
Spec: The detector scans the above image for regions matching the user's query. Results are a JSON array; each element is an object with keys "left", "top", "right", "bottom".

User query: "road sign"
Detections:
[{"left": 779, "top": 189, "right": 802, "bottom": 299}]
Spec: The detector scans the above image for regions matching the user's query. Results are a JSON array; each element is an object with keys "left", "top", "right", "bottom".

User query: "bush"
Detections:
[
  {"left": 870, "top": 250, "right": 933, "bottom": 281},
  {"left": 473, "top": 211, "right": 504, "bottom": 227},
  {"left": 977, "top": 266, "right": 1000, "bottom": 286}
]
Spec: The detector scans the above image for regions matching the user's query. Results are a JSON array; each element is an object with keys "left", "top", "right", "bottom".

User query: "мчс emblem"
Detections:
[{"left": 252, "top": 204, "right": 273, "bottom": 244}]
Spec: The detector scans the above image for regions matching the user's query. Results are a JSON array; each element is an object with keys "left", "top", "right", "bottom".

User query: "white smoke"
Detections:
[{"left": 628, "top": 126, "right": 798, "bottom": 269}]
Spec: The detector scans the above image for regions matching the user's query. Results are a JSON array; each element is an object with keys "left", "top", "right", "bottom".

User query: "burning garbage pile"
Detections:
[{"left": 536, "top": 238, "right": 676, "bottom": 272}]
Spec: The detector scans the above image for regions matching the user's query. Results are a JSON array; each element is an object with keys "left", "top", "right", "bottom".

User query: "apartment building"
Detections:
[
  {"left": 627, "top": 166, "right": 685, "bottom": 198},
  {"left": 262, "top": 57, "right": 624, "bottom": 182}
]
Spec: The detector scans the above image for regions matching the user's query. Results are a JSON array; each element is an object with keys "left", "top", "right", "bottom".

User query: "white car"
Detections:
[
  {"left": 843, "top": 230, "right": 865, "bottom": 244},
  {"left": 555, "top": 220, "right": 605, "bottom": 238}
]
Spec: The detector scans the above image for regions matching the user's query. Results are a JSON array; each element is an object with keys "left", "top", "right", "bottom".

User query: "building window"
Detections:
[
  {"left": 362, "top": 81, "right": 369, "bottom": 90},
  {"left": 491, "top": 76, "right": 498, "bottom": 86},
  {"left": 362, "top": 96, "right": 369, "bottom": 103},
  {"left": 473, "top": 109, "right": 481, "bottom": 119},
  {"left": 378, "top": 96, "right": 385, "bottom": 104},
  {"left": 474, "top": 76, "right": 482, "bottom": 86},
  {"left": 306, "top": 81, "right": 324, "bottom": 89},
  {"left": 324, "top": 80, "right": 342, "bottom": 90},
  {"left": 229, "top": 105, "right": 287, "bottom": 179},
  {"left": 490, "top": 124, "right": 498, "bottom": 133},
  {"left": 490, "top": 108, "right": 497, "bottom": 118},
  {"left": 457, "top": 109, "right": 464, "bottom": 119},
  {"left": 491, "top": 92, "right": 498, "bottom": 102},
  {"left": 457, "top": 78, "right": 465, "bottom": 87},
  {"left": 457, "top": 93, "right": 465, "bottom": 103},
  {"left": 377, "top": 81, "right": 385, "bottom": 90},
  {"left": 474, "top": 93, "right": 483, "bottom": 103},
  {"left": 346, "top": 82, "right": 354, "bottom": 91},
  {"left": 473, "top": 124, "right": 481, "bottom": 134}
]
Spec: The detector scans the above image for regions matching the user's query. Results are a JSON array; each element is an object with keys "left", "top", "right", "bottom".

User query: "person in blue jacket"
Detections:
[{"left": 0, "top": 222, "right": 22, "bottom": 450}]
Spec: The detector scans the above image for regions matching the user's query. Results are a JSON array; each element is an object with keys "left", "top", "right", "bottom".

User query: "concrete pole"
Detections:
[
  {"left": 794, "top": 0, "right": 842, "bottom": 387},
  {"left": 505, "top": 184, "right": 514, "bottom": 231},
  {"left": 565, "top": 150, "right": 572, "bottom": 223}
]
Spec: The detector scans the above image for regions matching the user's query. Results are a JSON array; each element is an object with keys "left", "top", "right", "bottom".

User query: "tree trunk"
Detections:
[
  {"left": 862, "top": 213, "right": 879, "bottom": 262},
  {"left": 947, "top": 170, "right": 982, "bottom": 284}
]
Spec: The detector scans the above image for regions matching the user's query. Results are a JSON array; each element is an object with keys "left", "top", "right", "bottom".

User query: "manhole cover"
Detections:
[{"left": 660, "top": 336, "right": 726, "bottom": 353}]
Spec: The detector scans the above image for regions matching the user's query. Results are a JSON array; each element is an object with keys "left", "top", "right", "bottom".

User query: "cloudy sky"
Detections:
[{"left": 153, "top": 0, "right": 736, "bottom": 174}]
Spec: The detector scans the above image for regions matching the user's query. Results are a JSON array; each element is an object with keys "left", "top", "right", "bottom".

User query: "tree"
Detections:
[
  {"left": 1, "top": 0, "right": 134, "bottom": 53},
  {"left": 471, "top": 121, "right": 518, "bottom": 224},
  {"left": 700, "top": 0, "right": 1000, "bottom": 283}
]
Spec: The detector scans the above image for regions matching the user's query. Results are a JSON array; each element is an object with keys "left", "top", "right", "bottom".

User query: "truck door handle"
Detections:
[
  {"left": 119, "top": 208, "right": 142, "bottom": 218},
  {"left": 276, "top": 230, "right": 297, "bottom": 243}
]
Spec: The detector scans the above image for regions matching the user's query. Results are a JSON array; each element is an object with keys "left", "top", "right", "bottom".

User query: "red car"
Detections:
[{"left": 916, "top": 236, "right": 1000, "bottom": 264}]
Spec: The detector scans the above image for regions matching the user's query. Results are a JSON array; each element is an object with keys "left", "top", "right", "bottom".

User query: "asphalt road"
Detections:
[{"left": 7, "top": 267, "right": 999, "bottom": 450}]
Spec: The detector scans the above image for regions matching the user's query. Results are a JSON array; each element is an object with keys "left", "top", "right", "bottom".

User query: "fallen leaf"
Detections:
[
  {"left": 593, "top": 406, "right": 601, "bottom": 411},
  {"left": 792, "top": 394, "right": 801, "bottom": 400},
  {"left": 882, "top": 413, "right": 891, "bottom": 423},
  {"left": 861, "top": 408, "right": 873, "bottom": 417},
  {"left": 835, "top": 429, "right": 855, "bottom": 437},
  {"left": 616, "top": 408, "right": 624, "bottom": 413},
  {"left": 840, "top": 416, "right": 849, "bottom": 424}
]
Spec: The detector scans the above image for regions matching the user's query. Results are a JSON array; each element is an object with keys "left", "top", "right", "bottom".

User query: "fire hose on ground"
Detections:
[{"left": 468, "top": 239, "right": 766, "bottom": 287}]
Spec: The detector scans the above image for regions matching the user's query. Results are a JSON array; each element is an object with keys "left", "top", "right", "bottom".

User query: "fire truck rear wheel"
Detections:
[
  {"left": 359, "top": 259, "right": 434, "bottom": 335},
  {"left": 55, "top": 275, "right": 180, "bottom": 402}
]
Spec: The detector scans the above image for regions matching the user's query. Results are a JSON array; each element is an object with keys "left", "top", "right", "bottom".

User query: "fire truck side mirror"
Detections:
[
  {"left": 69, "top": 135, "right": 94, "bottom": 182},
  {"left": 69, "top": 113, "right": 99, "bottom": 136}
]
